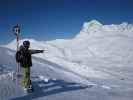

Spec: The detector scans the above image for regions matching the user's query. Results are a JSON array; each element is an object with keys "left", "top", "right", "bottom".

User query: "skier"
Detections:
[{"left": 16, "top": 40, "right": 44, "bottom": 92}]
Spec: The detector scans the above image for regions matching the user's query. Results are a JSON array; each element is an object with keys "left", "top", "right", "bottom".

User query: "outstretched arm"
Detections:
[{"left": 29, "top": 49, "right": 44, "bottom": 54}]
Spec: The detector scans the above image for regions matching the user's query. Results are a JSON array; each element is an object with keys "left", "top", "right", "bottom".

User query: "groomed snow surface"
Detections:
[{"left": 1, "top": 20, "right": 133, "bottom": 100}]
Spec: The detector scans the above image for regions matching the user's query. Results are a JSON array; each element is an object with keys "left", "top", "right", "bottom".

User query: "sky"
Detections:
[{"left": 0, "top": 0, "right": 133, "bottom": 44}]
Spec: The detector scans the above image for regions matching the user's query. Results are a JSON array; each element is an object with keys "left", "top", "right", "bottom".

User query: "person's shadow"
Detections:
[{"left": 11, "top": 78, "right": 89, "bottom": 100}]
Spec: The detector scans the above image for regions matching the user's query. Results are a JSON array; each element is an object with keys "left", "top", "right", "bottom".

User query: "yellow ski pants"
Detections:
[{"left": 21, "top": 65, "right": 31, "bottom": 88}]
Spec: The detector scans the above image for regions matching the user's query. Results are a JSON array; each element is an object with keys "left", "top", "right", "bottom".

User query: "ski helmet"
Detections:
[{"left": 23, "top": 40, "right": 30, "bottom": 48}]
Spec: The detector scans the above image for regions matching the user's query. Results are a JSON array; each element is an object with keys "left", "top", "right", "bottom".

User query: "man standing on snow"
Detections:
[{"left": 16, "top": 40, "right": 44, "bottom": 91}]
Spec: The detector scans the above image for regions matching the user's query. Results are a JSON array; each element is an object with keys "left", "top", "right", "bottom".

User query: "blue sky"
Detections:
[{"left": 0, "top": 0, "right": 133, "bottom": 44}]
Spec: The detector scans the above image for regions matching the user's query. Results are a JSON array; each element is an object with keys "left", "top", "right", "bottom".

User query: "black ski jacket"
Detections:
[{"left": 16, "top": 49, "right": 43, "bottom": 67}]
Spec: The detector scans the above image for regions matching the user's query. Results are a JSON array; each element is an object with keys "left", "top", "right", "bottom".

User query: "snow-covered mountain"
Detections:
[
  {"left": 6, "top": 20, "right": 133, "bottom": 77},
  {"left": 6, "top": 20, "right": 133, "bottom": 63},
  {"left": 1, "top": 20, "right": 133, "bottom": 100}
]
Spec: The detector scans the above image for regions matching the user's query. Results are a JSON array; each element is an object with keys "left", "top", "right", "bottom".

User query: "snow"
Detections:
[{"left": 1, "top": 20, "right": 133, "bottom": 100}]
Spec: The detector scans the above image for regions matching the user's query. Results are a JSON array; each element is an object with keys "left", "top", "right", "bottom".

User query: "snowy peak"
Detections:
[
  {"left": 76, "top": 20, "right": 133, "bottom": 39},
  {"left": 81, "top": 20, "right": 102, "bottom": 33},
  {"left": 75, "top": 20, "right": 103, "bottom": 38},
  {"left": 83, "top": 20, "right": 103, "bottom": 28},
  {"left": 81, "top": 20, "right": 133, "bottom": 32}
]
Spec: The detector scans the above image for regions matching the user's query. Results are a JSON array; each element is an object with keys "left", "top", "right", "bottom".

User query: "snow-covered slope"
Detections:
[{"left": 1, "top": 20, "right": 133, "bottom": 100}]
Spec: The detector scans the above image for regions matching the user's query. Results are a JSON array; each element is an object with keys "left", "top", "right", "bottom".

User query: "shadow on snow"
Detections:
[{"left": 11, "top": 79, "right": 88, "bottom": 100}]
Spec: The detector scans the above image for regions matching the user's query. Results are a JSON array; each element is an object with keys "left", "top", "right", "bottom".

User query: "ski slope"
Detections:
[{"left": 1, "top": 20, "right": 133, "bottom": 100}]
